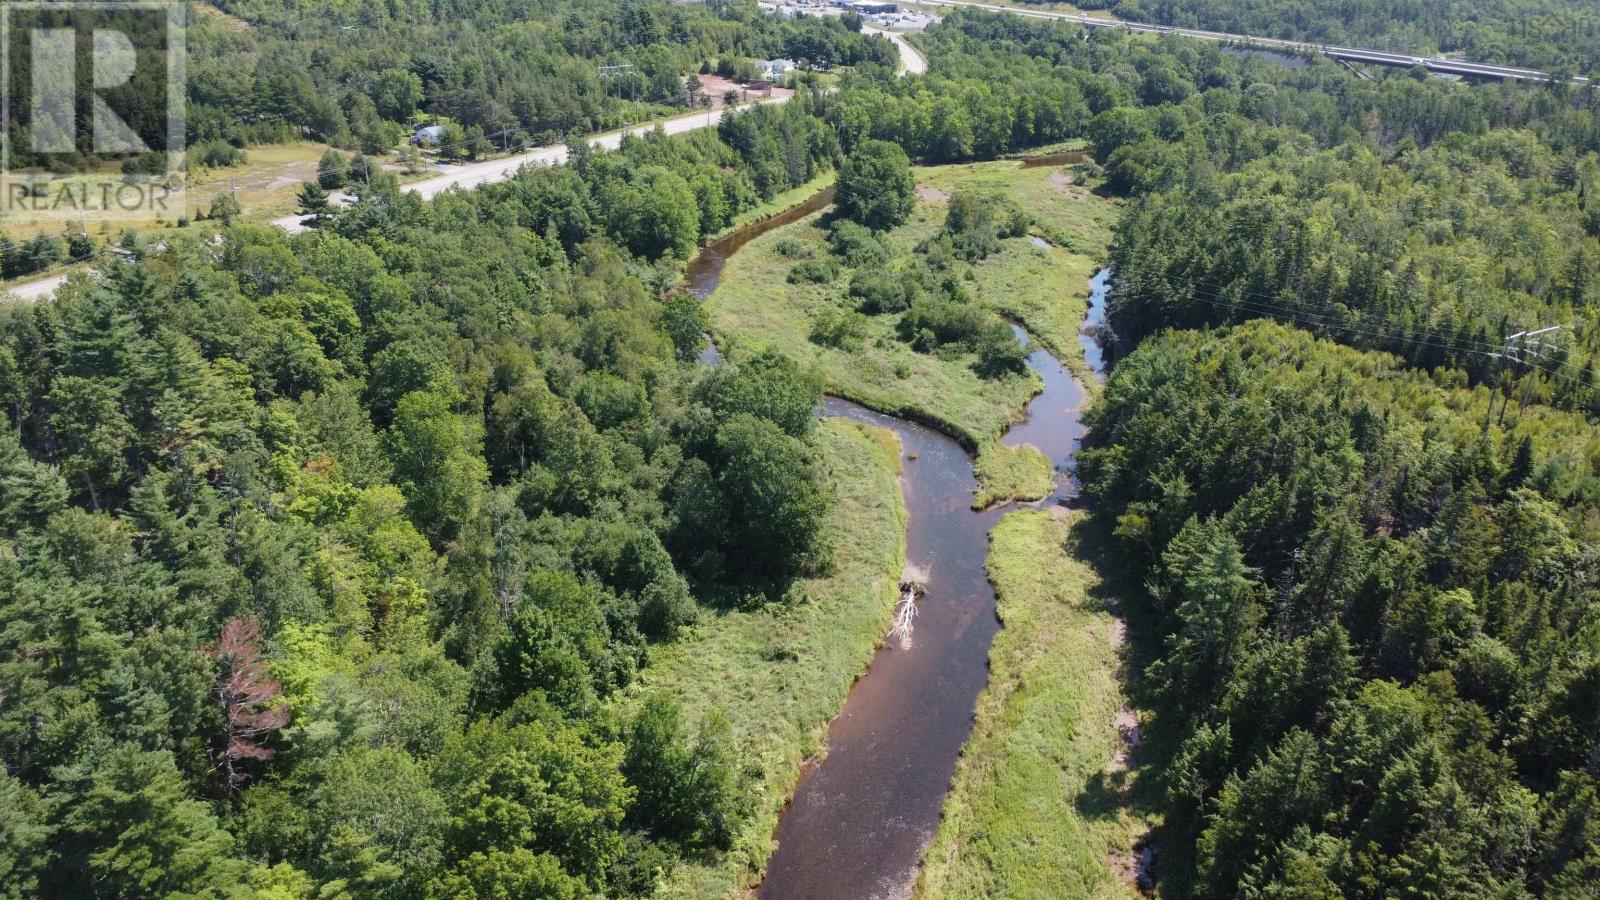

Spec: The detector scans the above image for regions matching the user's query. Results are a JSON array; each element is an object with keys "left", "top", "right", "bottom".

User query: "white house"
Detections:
[{"left": 758, "top": 58, "right": 797, "bottom": 78}]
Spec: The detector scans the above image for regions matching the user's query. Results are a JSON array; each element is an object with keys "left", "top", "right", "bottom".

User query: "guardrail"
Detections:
[{"left": 912, "top": 0, "right": 1590, "bottom": 84}]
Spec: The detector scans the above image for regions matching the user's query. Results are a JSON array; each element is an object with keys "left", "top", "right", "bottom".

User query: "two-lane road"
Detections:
[
  {"left": 4, "top": 90, "right": 807, "bottom": 298},
  {"left": 4, "top": 273, "right": 70, "bottom": 302},
  {"left": 866, "top": 27, "right": 928, "bottom": 76},
  {"left": 4, "top": 92, "right": 805, "bottom": 301},
  {"left": 264, "top": 26, "right": 942, "bottom": 233},
  {"left": 269, "top": 94, "right": 796, "bottom": 232}
]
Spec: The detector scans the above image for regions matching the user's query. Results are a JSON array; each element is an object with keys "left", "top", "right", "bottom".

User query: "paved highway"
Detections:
[
  {"left": 4, "top": 272, "right": 71, "bottom": 302},
  {"left": 264, "top": 27, "right": 935, "bottom": 233},
  {"left": 866, "top": 27, "right": 928, "bottom": 76},
  {"left": 2, "top": 91, "right": 808, "bottom": 301},
  {"left": 25, "top": 12, "right": 1534, "bottom": 301},
  {"left": 268, "top": 94, "right": 797, "bottom": 233},
  {"left": 911, "top": 0, "right": 1587, "bottom": 84}
]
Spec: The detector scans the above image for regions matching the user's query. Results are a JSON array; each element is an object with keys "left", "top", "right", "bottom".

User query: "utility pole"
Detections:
[
  {"left": 599, "top": 64, "right": 638, "bottom": 139},
  {"left": 1495, "top": 324, "right": 1566, "bottom": 425}
]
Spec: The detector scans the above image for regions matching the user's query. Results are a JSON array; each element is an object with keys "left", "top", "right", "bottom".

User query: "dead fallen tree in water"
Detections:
[{"left": 889, "top": 564, "right": 928, "bottom": 647}]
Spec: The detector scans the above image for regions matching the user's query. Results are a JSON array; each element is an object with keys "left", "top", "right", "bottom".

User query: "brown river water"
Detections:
[
  {"left": 686, "top": 193, "right": 1112, "bottom": 898},
  {"left": 1017, "top": 148, "right": 1089, "bottom": 168}
]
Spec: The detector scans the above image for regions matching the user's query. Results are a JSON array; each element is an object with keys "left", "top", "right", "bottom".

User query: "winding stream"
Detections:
[
  {"left": 685, "top": 186, "right": 837, "bottom": 367},
  {"left": 687, "top": 198, "right": 1112, "bottom": 898}
]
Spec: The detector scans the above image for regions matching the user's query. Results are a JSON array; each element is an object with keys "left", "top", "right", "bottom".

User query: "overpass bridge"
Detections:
[{"left": 911, "top": 0, "right": 1590, "bottom": 84}]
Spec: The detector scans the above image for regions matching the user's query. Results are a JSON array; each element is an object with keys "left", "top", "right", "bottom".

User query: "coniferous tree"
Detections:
[{"left": 207, "top": 617, "right": 289, "bottom": 795}]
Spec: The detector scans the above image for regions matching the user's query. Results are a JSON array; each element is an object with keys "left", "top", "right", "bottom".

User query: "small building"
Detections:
[
  {"left": 745, "top": 79, "right": 775, "bottom": 97},
  {"left": 411, "top": 124, "right": 444, "bottom": 146},
  {"left": 849, "top": 0, "right": 897, "bottom": 13},
  {"left": 758, "top": 58, "right": 797, "bottom": 78}
]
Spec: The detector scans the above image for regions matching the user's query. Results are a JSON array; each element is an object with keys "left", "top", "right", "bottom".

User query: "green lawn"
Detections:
[
  {"left": 971, "top": 441, "right": 1054, "bottom": 510},
  {"left": 916, "top": 509, "right": 1144, "bottom": 900},
  {"left": 705, "top": 160, "right": 1113, "bottom": 448},
  {"left": 630, "top": 418, "right": 907, "bottom": 898}
]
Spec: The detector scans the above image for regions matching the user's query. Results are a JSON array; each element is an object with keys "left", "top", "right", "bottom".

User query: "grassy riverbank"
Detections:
[
  {"left": 916, "top": 509, "right": 1146, "bottom": 899},
  {"left": 971, "top": 442, "right": 1054, "bottom": 510},
  {"left": 634, "top": 418, "right": 907, "bottom": 898},
  {"left": 715, "top": 172, "right": 837, "bottom": 239},
  {"left": 705, "top": 160, "right": 1112, "bottom": 449},
  {"left": 705, "top": 196, "right": 1034, "bottom": 447}
]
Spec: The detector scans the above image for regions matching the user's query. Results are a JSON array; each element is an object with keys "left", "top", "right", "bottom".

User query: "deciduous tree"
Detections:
[{"left": 835, "top": 139, "right": 914, "bottom": 231}]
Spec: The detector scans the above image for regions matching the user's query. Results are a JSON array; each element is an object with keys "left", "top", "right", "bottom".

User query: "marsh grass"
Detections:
[
  {"left": 971, "top": 441, "right": 1055, "bottom": 509},
  {"left": 705, "top": 161, "right": 1113, "bottom": 446},
  {"left": 916, "top": 509, "right": 1148, "bottom": 899},
  {"left": 918, "top": 161, "right": 1119, "bottom": 392}
]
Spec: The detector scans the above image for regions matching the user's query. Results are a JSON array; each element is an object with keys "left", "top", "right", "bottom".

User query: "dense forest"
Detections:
[
  {"left": 0, "top": 87, "right": 848, "bottom": 896},
  {"left": 911, "top": 7, "right": 1600, "bottom": 897},
  {"left": 1107, "top": 135, "right": 1600, "bottom": 414},
  {"left": 3, "top": 0, "right": 1600, "bottom": 896},
  {"left": 6, "top": 0, "right": 890, "bottom": 173},
  {"left": 188, "top": 0, "right": 889, "bottom": 152},
  {"left": 1081, "top": 322, "right": 1600, "bottom": 897}
]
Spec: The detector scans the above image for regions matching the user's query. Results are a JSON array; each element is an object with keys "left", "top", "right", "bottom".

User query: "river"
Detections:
[
  {"left": 686, "top": 197, "right": 1112, "bottom": 898},
  {"left": 685, "top": 186, "right": 838, "bottom": 367}
]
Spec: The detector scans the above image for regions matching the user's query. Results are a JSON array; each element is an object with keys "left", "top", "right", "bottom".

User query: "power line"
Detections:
[
  {"left": 1171, "top": 285, "right": 1600, "bottom": 392},
  {"left": 0, "top": 243, "right": 105, "bottom": 283},
  {"left": 1115, "top": 261, "right": 1594, "bottom": 389},
  {"left": 1206, "top": 292, "right": 1582, "bottom": 385},
  {"left": 1209, "top": 288, "right": 1583, "bottom": 381},
  {"left": 1198, "top": 290, "right": 1524, "bottom": 360},
  {"left": 1167, "top": 272, "right": 1535, "bottom": 356}
]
